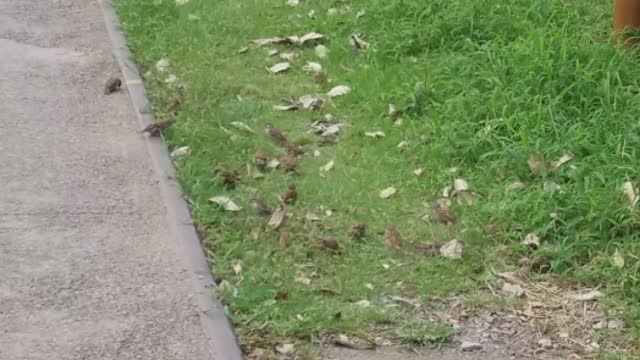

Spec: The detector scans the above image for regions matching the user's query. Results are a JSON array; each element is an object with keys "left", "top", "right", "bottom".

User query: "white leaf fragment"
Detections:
[
  {"left": 164, "top": 74, "right": 177, "bottom": 83},
  {"left": 327, "top": 85, "right": 351, "bottom": 98},
  {"left": 302, "top": 61, "right": 323, "bottom": 74},
  {"left": 440, "top": 239, "right": 464, "bottom": 259},
  {"left": 266, "top": 208, "right": 288, "bottom": 231},
  {"left": 379, "top": 187, "right": 397, "bottom": 199},
  {"left": 350, "top": 34, "right": 370, "bottom": 50},
  {"left": 286, "top": 0, "right": 299, "bottom": 6},
  {"left": 230, "top": 121, "right": 256, "bottom": 133},
  {"left": 299, "top": 94, "right": 324, "bottom": 110},
  {"left": 550, "top": 152, "right": 574, "bottom": 169},
  {"left": 522, "top": 233, "right": 540, "bottom": 248},
  {"left": 275, "top": 343, "right": 295, "bottom": 355},
  {"left": 320, "top": 160, "right": 335, "bottom": 172},
  {"left": 507, "top": 181, "right": 525, "bottom": 192},
  {"left": 268, "top": 62, "right": 291, "bottom": 74},
  {"left": 397, "top": 141, "right": 409, "bottom": 151},
  {"left": 208, "top": 196, "right": 242, "bottom": 212},
  {"left": 365, "top": 131, "right": 385, "bottom": 138},
  {"left": 315, "top": 45, "right": 329, "bottom": 58},
  {"left": 155, "top": 58, "right": 170, "bottom": 72},
  {"left": 280, "top": 52, "right": 297, "bottom": 62},
  {"left": 622, "top": 181, "right": 639, "bottom": 207},
  {"left": 170, "top": 146, "right": 190, "bottom": 158},
  {"left": 414, "top": 168, "right": 424, "bottom": 176}
]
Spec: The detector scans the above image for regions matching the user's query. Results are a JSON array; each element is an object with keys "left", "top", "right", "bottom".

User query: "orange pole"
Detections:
[{"left": 614, "top": 0, "right": 640, "bottom": 46}]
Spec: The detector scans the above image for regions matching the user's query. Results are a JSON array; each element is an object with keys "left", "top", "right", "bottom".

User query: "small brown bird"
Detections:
[
  {"left": 265, "top": 123, "right": 289, "bottom": 144},
  {"left": 314, "top": 71, "right": 327, "bottom": 84},
  {"left": 252, "top": 197, "right": 272, "bottom": 217},
  {"left": 385, "top": 224, "right": 402, "bottom": 249},
  {"left": 347, "top": 221, "right": 366, "bottom": 240},
  {"left": 277, "top": 154, "right": 299, "bottom": 173},
  {"left": 214, "top": 167, "right": 240, "bottom": 188},
  {"left": 433, "top": 199, "right": 458, "bottom": 225},
  {"left": 255, "top": 149, "right": 268, "bottom": 168},
  {"left": 167, "top": 96, "right": 181, "bottom": 110},
  {"left": 320, "top": 237, "right": 341, "bottom": 253},
  {"left": 284, "top": 141, "right": 305, "bottom": 157},
  {"left": 104, "top": 77, "right": 122, "bottom": 95},
  {"left": 281, "top": 183, "right": 297, "bottom": 205},
  {"left": 141, "top": 118, "right": 176, "bottom": 137},
  {"left": 279, "top": 232, "right": 290, "bottom": 249}
]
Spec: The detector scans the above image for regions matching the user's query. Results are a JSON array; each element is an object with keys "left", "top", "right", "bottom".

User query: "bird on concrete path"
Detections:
[
  {"left": 281, "top": 183, "right": 297, "bottom": 205},
  {"left": 141, "top": 118, "right": 176, "bottom": 137},
  {"left": 104, "top": 77, "right": 122, "bottom": 95}
]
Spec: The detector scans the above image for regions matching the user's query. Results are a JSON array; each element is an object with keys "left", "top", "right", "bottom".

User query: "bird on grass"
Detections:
[
  {"left": 320, "top": 237, "right": 341, "bottom": 253},
  {"left": 213, "top": 167, "right": 240, "bottom": 188},
  {"left": 281, "top": 183, "right": 297, "bottom": 205},
  {"left": 255, "top": 149, "right": 268, "bottom": 168},
  {"left": 347, "top": 221, "right": 366, "bottom": 240},
  {"left": 252, "top": 197, "right": 273, "bottom": 217},
  {"left": 265, "top": 123, "right": 289, "bottom": 145},
  {"left": 141, "top": 118, "right": 176, "bottom": 137},
  {"left": 277, "top": 154, "right": 299, "bottom": 174},
  {"left": 385, "top": 224, "right": 402, "bottom": 249}
]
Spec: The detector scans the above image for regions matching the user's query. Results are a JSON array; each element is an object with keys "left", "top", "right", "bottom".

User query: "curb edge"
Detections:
[{"left": 99, "top": 2, "right": 244, "bottom": 359}]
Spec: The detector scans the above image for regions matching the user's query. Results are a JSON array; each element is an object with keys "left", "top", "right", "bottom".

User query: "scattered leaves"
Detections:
[
  {"left": 155, "top": 58, "right": 169, "bottom": 72},
  {"left": 299, "top": 94, "right": 324, "bottom": 110},
  {"left": 335, "top": 334, "right": 376, "bottom": 350},
  {"left": 208, "top": 196, "right": 242, "bottom": 212},
  {"left": 320, "top": 237, "right": 341, "bottom": 253}
]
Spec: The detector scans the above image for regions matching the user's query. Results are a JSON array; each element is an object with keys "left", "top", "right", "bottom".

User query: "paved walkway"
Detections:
[{"left": 0, "top": 0, "right": 214, "bottom": 359}]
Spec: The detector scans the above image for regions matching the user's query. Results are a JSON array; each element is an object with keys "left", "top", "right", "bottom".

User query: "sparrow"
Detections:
[
  {"left": 255, "top": 149, "right": 268, "bottom": 168},
  {"left": 141, "top": 118, "right": 176, "bottom": 137},
  {"left": 385, "top": 224, "right": 402, "bottom": 249},
  {"left": 214, "top": 167, "right": 240, "bottom": 188},
  {"left": 284, "top": 141, "right": 305, "bottom": 157},
  {"left": 265, "top": 123, "right": 289, "bottom": 144},
  {"left": 320, "top": 237, "right": 341, "bottom": 253},
  {"left": 104, "top": 77, "right": 122, "bottom": 95},
  {"left": 252, "top": 197, "right": 273, "bottom": 217},
  {"left": 347, "top": 221, "right": 366, "bottom": 240},
  {"left": 433, "top": 199, "right": 457, "bottom": 225},
  {"left": 281, "top": 183, "right": 297, "bottom": 205},
  {"left": 277, "top": 154, "right": 299, "bottom": 173}
]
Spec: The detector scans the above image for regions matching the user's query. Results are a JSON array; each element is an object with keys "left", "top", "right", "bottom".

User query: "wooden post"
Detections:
[{"left": 614, "top": 0, "right": 640, "bottom": 46}]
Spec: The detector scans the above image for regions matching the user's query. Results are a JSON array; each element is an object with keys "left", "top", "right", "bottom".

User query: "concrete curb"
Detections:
[{"left": 99, "top": 1, "right": 244, "bottom": 359}]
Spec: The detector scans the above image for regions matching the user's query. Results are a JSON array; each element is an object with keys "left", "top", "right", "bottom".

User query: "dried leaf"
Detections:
[
  {"left": 280, "top": 52, "right": 297, "bottom": 62},
  {"left": 622, "top": 181, "right": 639, "bottom": 207},
  {"left": 355, "top": 9, "right": 366, "bottom": 19},
  {"left": 397, "top": 141, "right": 409, "bottom": 151},
  {"left": 170, "top": 145, "right": 190, "bottom": 158},
  {"left": 528, "top": 154, "right": 546, "bottom": 174},
  {"left": 164, "top": 74, "right": 177, "bottom": 83},
  {"left": 155, "top": 58, "right": 169, "bottom": 72},
  {"left": 613, "top": 249, "right": 625, "bottom": 269},
  {"left": 229, "top": 121, "right": 256, "bottom": 133},
  {"left": 315, "top": 45, "right": 329, "bottom": 58},
  {"left": 275, "top": 343, "right": 295, "bottom": 355},
  {"left": 307, "top": 9, "right": 316, "bottom": 19},
  {"left": 232, "top": 261, "right": 242, "bottom": 275},
  {"left": 321, "top": 124, "right": 341, "bottom": 136},
  {"left": 350, "top": 34, "right": 370, "bottom": 50},
  {"left": 175, "top": 0, "right": 189, "bottom": 5},
  {"left": 502, "top": 282, "right": 525, "bottom": 297},
  {"left": 267, "top": 159, "right": 280, "bottom": 169},
  {"left": 320, "top": 160, "right": 335, "bottom": 172},
  {"left": 320, "top": 237, "right": 341, "bottom": 252},
  {"left": 313, "top": 149, "right": 321, "bottom": 157},
  {"left": 238, "top": 47, "right": 249, "bottom": 54},
  {"left": 522, "top": 233, "right": 540, "bottom": 248},
  {"left": 453, "top": 179, "right": 469, "bottom": 192},
  {"left": 379, "top": 187, "right": 397, "bottom": 199},
  {"left": 335, "top": 334, "right": 376, "bottom": 350},
  {"left": 327, "top": 8, "right": 338, "bottom": 16},
  {"left": 364, "top": 130, "right": 385, "bottom": 138},
  {"left": 302, "top": 61, "right": 323, "bottom": 74},
  {"left": 507, "top": 181, "right": 525, "bottom": 192},
  {"left": 414, "top": 168, "right": 424, "bottom": 176},
  {"left": 387, "top": 104, "right": 401, "bottom": 118},
  {"left": 268, "top": 62, "right": 291, "bottom": 74},
  {"left": 304, "top": 213, "right": 321, "bottom": 222},
  {"left": 298, "top": 32, "right": 324, "bottom": 45},
  {"left": 266, "top": 208, "right": 288, "bottom": 231},
  {"left": 327, "top": 85, "right": 351, "bottom": 98},
  {"left": 208, "top": 196, "right": 242, "bottom": 212},
  {"left": 299, "top": 94, "right": 324, "bottom": 110},
  {"left": 279, "top": 232, "right": 290, "bottom": 248},
  {"left": 460, "top": 342, "right": 483, "bottom": 352},
  {"left": 440, "top": 239, "right": 464, "bottom": 259},
  {"left": 273, "top": 103, "right": 300, "bottom": 111},
  {"left": 251, "top": 37, "right": 287, "bottom": 47},
  {"left": 550, "top": 152, "right": 574, "bottom": 169},
  {"left": 266, "top": 49, "right": 279, "bottom": 57}
]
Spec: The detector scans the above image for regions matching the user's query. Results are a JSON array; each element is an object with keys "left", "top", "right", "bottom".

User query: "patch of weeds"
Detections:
[{"left": 394, "top": 321, "right": 455, "bottom": 347}]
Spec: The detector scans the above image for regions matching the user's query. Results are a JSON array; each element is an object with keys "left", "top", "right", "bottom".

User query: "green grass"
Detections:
[{"left": 115, "top": 0, "right": 640, "bottom": 354}]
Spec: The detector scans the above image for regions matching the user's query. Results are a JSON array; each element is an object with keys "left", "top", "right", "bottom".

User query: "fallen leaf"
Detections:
[
  {"left": 397, "top": 141, "right": 409, "bottom": 151},
  {"left": 266, "top": 49, "right": 279, "bottom": 57},
  {"left": 280, "top": 52, "right": 296, "bottom": 62},
  {"left": 364, "top": 283, "right": 374, "bottom": 290},
  {"left": 155, "top": 58, "right": 170, "bottom": 72},
  {"left": 208, "top": 196, "right": 242, "bottom": 212},
  {"left": 528, "top": 154, "right": 546, "bottom": 174},
  {"left": 350, "top": 34, "right": 370, "bottom": 50},
  {"left": 502, "top": 282, "right": 525, "bottom": 297},
  {"left": 275, "top": 343, "right": 295, "bottom": 355},
  {"left": 327, "top": 85, "right": 351, "bottom": 98},
  {"left": 304, "top": 213, "right": 321, "bottom": 222},
  {"left": 612, "top": 249, "right": 625, "bottom": 269},
  {"left": 507, "top": 181, "right": 525, "bottom": 191},
  {"left": 440, "top": 239, "right": 464, "bottom": 259},
  {"left": 321, "top": 124, "right": 341, "bottom": 136},
  {"left": 238, "top": 47, "right": 249, "bottom": 54},
  {"left": 379, "top": 187, "right": 397, "bottom": 199},
  {"left": 365, "top": 130, "right": 385, "bottom": 138},
  {"left": 164, "top": 74, "right": 177, "bottom": 83},
  {"left": 414, "top": 168, "right": 424, "bottom": 176},
  {"left": 187, "top": 14, "right": 200, "bottom": 21},
  {"left": 267, "top": 159, "right": 280, "bottom": 168},
  {"left": 447, "top": 167, "right": 460, "bottom": 174},
  {"left": 315, "top": 45, "right": 329, "bottom": 58},
  {"left": 229, "top": 121, "right": 256, "bottom": 133},
  {"left": 298, "top": 32, "right": 324, "bottom": 45},
  {"left": 320, "top": 160, "right": 335, "bottom": 172},
  {"left": 248, "top": 165, "right": 265, "bottom": 179},
  {"left": 393, "top": 118, "right": 403, "bottom": 127},
  {"left": 302, "top": 61, "right": 323, "bottom": 74},
  {"left": 522, "top": 233, "right": 540, "bottom": 248},
  {"left": 550, "top": 152, "right": 574, "bottom": 169},
  {"left": 295, "top": 275, "right": 311, "bottom": 285},
  {"left": 570, "top": 290, "right": 604, "bottom": 302},
  {"left": 347, "top": 221, "right": 366, "bottom": 239},
  {"left": 327, "top": 7, "right": 338, "bottom": 16},
  {"left": 273, "top": 101, "right": 300, "bottom": 111},
  {"left": 266, "top": 208, "right": 288, "bottom": 231},
  {"left": 232, "top": 261, "right": 242, "bottom": 275},
  {"left": 252, "top": 37, "right": 287, "bottom": 47},
  {"left": 268, "top": 62, "right": 291, "bottom": 74},
  {"left": 335, "top": 334, "right": 376, "bottom": 350},
  {"left": 622, "top": 181, "right": 639, "bottom": 207},
  {"left": 608, "top": 319, "right": 625, "bottom": 329},
  {"left": 299, "top": 94, "right": 324, "bottom": 110},
  {"left": 537, "top": 338, "right": 553, "bottom": 349},
  {"left": 170, "top": 145, "right": 190, "bottom": 158},
  {"left": 387, "top": 104, "right": 401, "bottom": 118},
  {"left": 453, "top": 179, "right": 469, "bottom": 192}
]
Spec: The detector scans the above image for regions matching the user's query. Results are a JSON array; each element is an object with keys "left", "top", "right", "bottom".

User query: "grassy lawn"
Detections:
[{"left": 115, "top": 0, "right": 640, "bottom": 356}]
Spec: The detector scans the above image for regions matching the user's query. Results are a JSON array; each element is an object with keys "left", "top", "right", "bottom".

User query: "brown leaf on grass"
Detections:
[
  {"left": 440, "top": 239, "right": 464, "bottom": 259},
  {"left": 209, "top": 196, "right": 242, "bottom": 212},
  {"left": 327, "top": 85, "right": 351, "bottom": 98},
  {"left": 549, "top": 152, "right": 574, "bottom": 170},
  {"left": 255, "top": 149, "right": 268, "bottom": 167},
  {"left": 268, "top": 62, "right": 291, "bottom": 74},
  {"left": 214, "top": 167, "right": 240, "bottom": 188},
  {"left": 317, "top": 286, "right": 340, "bottom": 295},
  {"left": 334, "top": 334, "right": 376, "bottom": 350},
  {"left": 279, "top": 232, "right": 290, "bottom": 248},
  {"left": 266, "top": 207, "right": 288, "bottom": 231},
  {"left": 528, "top": 154, "right": 546, "bottom": 175},
  {"left": 347, "top": 221, "right": 366, "bottom": 240},
  {"left": 314, "top": 71, "right": 327, "bottom": 84},
  {"left": 453, "top": 178, "right": 474, "bottom": 205},
  {"left": 417, "top": 241, "right": 442, "bottom": 256},
  {"left": 379, "top": 186, "right": 397, "bottom": 199},
  {"left": 302, "top": 61, "right": 323, "bottom": 74},
  {"left": 350, "top": 34, "right": 370, "bottom": 50},
  {"left": 320, "top": 237, "right": 341, "bottom": 253},
  {"left": 385, "top": 224, "right": 402, "bottom": 249}
]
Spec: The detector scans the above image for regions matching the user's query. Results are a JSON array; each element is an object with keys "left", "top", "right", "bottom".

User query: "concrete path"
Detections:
[{"left": 0, "top": 0, "right": 215, "bottom": 359}]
